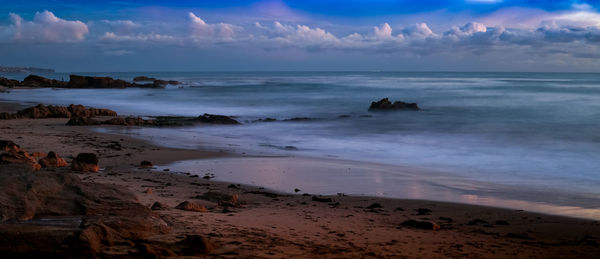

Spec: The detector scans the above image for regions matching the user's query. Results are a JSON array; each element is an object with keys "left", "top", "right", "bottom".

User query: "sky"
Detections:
[{"left": 1, "top": 0, "right": 600, "bottom": 72}]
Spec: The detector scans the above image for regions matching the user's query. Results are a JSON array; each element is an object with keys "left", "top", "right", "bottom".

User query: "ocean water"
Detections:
[{"left": 2, "top": 71, "right": 600, "bottom": 215}]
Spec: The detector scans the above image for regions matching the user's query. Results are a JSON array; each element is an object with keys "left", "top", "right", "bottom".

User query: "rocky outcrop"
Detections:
[
  {"left": 369, "top": 98, "right": 419, "bottom": 111},
  {"left": 38, "top": 151, "right": 68, "bottom": 168},
  {"left": 0, "top": 77, "right": 20, "bottom": 87},
  {"left": 66, "top": 117, "right": 102, "bottom": 126},
  {"left": 133, "top": 76, "right": 157, "bottom": 82},
  {"left": 103, "top": 116, "right": 155, "bottom": 126},
  {"left": 0, "top": 169, "right": 172, "bottom": 256},
  {"left": 0, "top": 150, "right": 41, "bottom": 171},
  {"left": 22, "top": 75, "right": 67, "bottom": 88},
  {"left": 71, "top": 153, "right": 99, "bottom": 173},
  {"left": 2, "top": 104, "right": 117, "bottom": 120},
  {"left": 197, "top": 113, "right": 240, "bottom": 124}
]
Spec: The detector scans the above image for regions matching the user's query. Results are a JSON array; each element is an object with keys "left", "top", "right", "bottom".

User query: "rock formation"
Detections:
[
  {"left": 71, "top": 153, "right": 99, "bottom": 173},
  {"left": 369, "top": 98, "right": 419, "bottom": 111},
  {"left": 38, "top": 151, "right": 68, "bottom": 168},
  {"left": 1, "top": 104, "right": 118, "bottom": 120}
]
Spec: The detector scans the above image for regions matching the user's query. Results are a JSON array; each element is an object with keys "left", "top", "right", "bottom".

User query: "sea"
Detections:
[{"left": 2, "top": 71, "right": 599, "bottom": 218}]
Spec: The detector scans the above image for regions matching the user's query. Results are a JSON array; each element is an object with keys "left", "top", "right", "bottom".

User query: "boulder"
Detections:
[
  {"left": 22, "top": 75, "right": 67, "bottom": 88},
  {"left": 71, "top": 153, "right": 99, "bottom": 173},
  {"left": 196, "top": 113, "right": 240, "bottom": 125},
  {"left": 175, "top": 201, "right": 208, "bottom": 212},
  {"left": 369, "top": 98, "right": 419, "bottom": 111},
  {"left": 0, "top": 150, "right": 41, "bottom": 171},
  {"left": 38, "top": 151, "right": 68, "bottom": 168}
]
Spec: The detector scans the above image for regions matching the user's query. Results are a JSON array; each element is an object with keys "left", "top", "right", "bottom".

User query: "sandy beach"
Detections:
[{"left": 1, "top": 108, "right": 599, "bottom": 258}]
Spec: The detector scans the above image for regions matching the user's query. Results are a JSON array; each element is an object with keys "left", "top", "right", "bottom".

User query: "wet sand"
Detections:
[{"left": 1, "top": 115, "right": 599, "bottom": 257}]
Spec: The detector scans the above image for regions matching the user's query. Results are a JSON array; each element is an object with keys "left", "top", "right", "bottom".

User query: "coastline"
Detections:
[{"left": 1, "top": 100, "right": 600, "bottom": 257}]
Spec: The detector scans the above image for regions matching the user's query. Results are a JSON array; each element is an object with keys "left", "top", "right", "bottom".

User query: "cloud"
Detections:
[
  {"left": 374, "top": 23, "right": 393, "bottom": 39},
  {"left": 99, "top": 31, "right": 176, "bottom": 43},
  {"left": 102, "top": 20, "right": 139, "bottom": 35},
  {"left": 9, "top": 10, "right": 88, "bottom": 43},
  {"left": 188, "top": 12, "right": 238, "bottom": 40}
]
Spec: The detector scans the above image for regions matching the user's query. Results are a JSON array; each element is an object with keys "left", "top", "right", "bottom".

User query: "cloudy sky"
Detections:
[{"left": 1, "top": 0, "right": 600, "bottom": 72}]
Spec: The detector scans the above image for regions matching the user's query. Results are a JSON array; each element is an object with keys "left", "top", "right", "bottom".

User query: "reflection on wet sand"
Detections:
[{"left": 157, "top": 156, "right": 600, "bottom": 220}]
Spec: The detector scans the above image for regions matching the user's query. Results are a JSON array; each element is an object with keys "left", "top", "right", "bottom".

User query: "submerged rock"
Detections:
[
  {"left": 71, "top": 153, "right": 99, "bottom": 173},
  {"left": 369, "top": 98, "right": 419, "bottom": 111},
  {"left": 196, "top": 113, "right": 240, "bottom": 124}
]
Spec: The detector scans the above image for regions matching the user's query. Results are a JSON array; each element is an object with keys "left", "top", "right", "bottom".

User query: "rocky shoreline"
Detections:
[
  {"left": 0, "top": 103, "right": 599, "bottom": 257},
  {"left": 0, "top": 74, "right": 180, "bottom": 89}
]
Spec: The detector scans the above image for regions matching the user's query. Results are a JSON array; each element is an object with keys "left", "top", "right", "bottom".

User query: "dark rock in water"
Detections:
[
  {"left": 312, "top": 196, "right": 333, "bottom": 203},
  {"left": 175, "top": 201, "right": 207, "bottom": 212},
  {"left": 66, "top": 117, "right": 101, "bottom": 126},
  {"left": 0, "top": 77, "right": 21, "bottom": 87},
  {"left": 369, "top": 98, "right": 419, "bottom": 111},
  {"left": 400, "top": 220, "right": 440, "bottom": 230},
  {"left": 140, "top": 160, "right": 153, "bottom": 168},
  {"left": 67, "top": 75, "right": 134, "bottom": 89},
  {"left": 153, "top": 116, "right": 198, "bottom": 126},
  {"left": 38, "top": 151, "right": 68, "bottom": 168},
  {"left": 133, "top": 76, "right": 157, "bottom": 82},
  {"left": 22, "top": 74, "right": 67, "bottom": 88},
  {"left": 196, "top": 113, "right": 240, "bottom": 124},
  {"left": 71, "top": 153, "right": 99, "bottom": 173}
]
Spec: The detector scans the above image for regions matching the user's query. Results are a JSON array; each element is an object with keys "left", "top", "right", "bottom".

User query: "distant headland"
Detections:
[{"left": 0, "top": 66, "right": 54, "bottom": 73}]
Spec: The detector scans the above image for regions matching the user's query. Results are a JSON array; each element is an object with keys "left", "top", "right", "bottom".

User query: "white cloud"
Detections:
[
  {"left": 188, "top": 12, "right": 239, "bottom": 40},
  {"left": 403, "top": 23, "right": 434, "bottom": 37},
  {"left": 102, "top": 20, "right": 139, "bottom": 35},
  {"left": 374, "top": 23, "right": 393, "bottom": 39},
  {"left": 100, "top": 31, "right": 175, "bottom": 42},
  {"left": 9, "top": 10, "right": 88, "bottom": 42}
]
